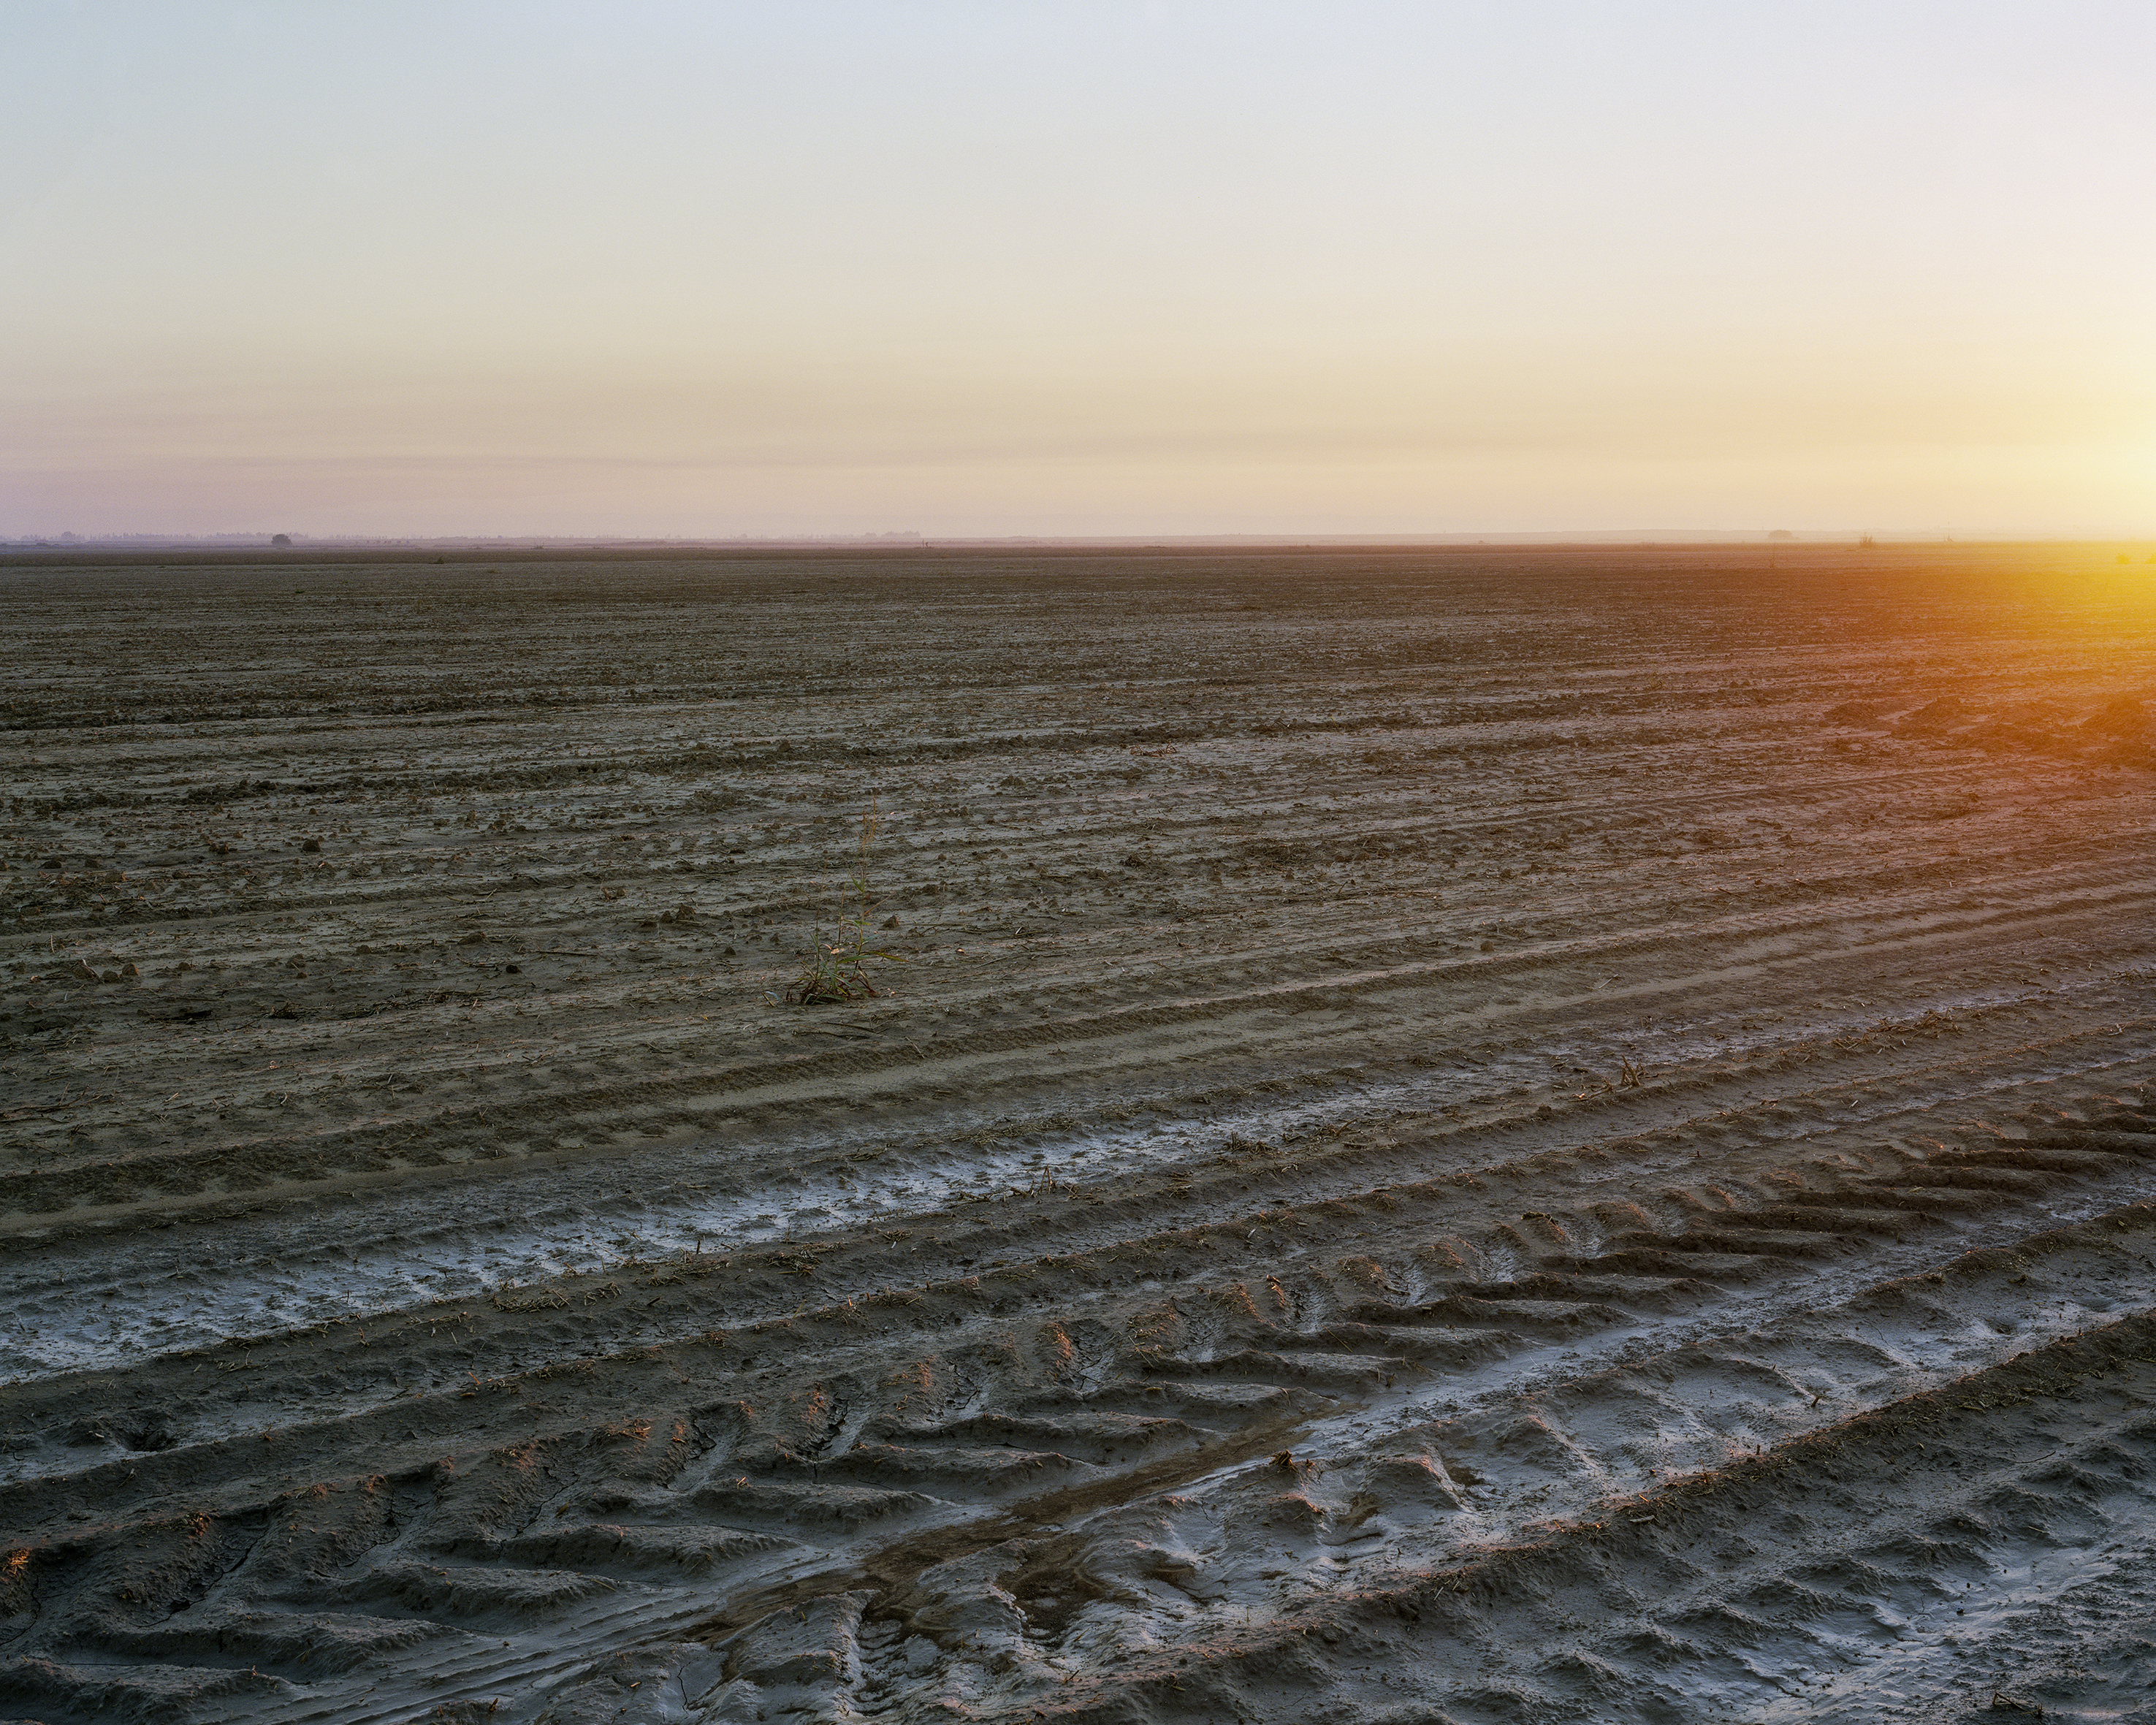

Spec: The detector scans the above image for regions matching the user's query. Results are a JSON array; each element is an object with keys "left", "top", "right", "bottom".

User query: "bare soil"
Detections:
[{"left": 2, "top": 542, "right": 2155, "bottom": 1724}]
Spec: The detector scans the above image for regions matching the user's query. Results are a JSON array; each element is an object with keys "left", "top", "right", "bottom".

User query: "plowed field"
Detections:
[{"left": 4, "top": 544, "right": 2155, "bottom": 1723}]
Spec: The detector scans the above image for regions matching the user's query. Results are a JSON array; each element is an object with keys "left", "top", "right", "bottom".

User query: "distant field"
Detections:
[{"left": 4, "top": 544, "right": 2155, "bottom": 1723}]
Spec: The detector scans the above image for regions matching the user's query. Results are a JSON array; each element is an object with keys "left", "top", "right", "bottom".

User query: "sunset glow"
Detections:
[
  {"left": 6, "top": 1, "right": 2154, "bottom": 538},
  {"left": 9, "top": 9, "right": 2156, "bottom": 1705}
]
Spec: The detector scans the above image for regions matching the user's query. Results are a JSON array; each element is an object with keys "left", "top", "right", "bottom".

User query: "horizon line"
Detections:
[{"left": 7, "top": 529, "right": 2154, "bottom": 551}]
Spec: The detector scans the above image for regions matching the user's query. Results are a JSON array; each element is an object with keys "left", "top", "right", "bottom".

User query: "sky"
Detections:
[{"left": 4, "top": 1, "right": 2154, "bottom": 539}]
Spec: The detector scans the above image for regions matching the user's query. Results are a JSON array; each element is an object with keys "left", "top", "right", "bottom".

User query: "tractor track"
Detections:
[{"left": 2, "top": 544, "right": 2153, "bottom": 1721}]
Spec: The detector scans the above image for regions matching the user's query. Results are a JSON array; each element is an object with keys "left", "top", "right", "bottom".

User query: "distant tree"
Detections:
[
  {"left": 271, "top": 533, "right": 292, "bottom": 547},
  {"left": 1767, "top": 529, "right": 1795, "bottom": 541}
]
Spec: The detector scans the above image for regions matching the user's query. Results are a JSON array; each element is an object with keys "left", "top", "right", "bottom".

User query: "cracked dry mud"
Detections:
[{"left": 3, "top": 542, "right": 2155, "bottom": 1724}]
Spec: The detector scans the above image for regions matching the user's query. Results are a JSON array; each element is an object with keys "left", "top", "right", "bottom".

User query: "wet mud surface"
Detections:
[{"left": 3, "top": 542, "right": 2155, "bottom": 1721}]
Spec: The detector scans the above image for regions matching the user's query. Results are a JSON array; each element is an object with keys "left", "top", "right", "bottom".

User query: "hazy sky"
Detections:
[{"left": 5, "top": 1, "right": 2152, "bottom": 537}]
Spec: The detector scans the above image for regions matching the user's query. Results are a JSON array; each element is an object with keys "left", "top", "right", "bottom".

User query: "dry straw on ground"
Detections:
[{"left": 777, "top": 803, "right": 904, "bottom": 1005}]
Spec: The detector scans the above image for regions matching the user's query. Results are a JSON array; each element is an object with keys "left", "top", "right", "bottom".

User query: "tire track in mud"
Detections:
[
  {"left": 6, "top": 1069, "right": 2155, "bottom": 1721},
  {"left": 2, "top": 970, "right": 2149, "bottom": 1387},
  {"left": 990, "top": 1289, "right": 2156, "bottom": 1725},
  {"left": 4, "top": 848, "right": 2147, "bottom": 1242},
  {"left": 3, "top": 546, "right": 2155, "bottom": 1720}
]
